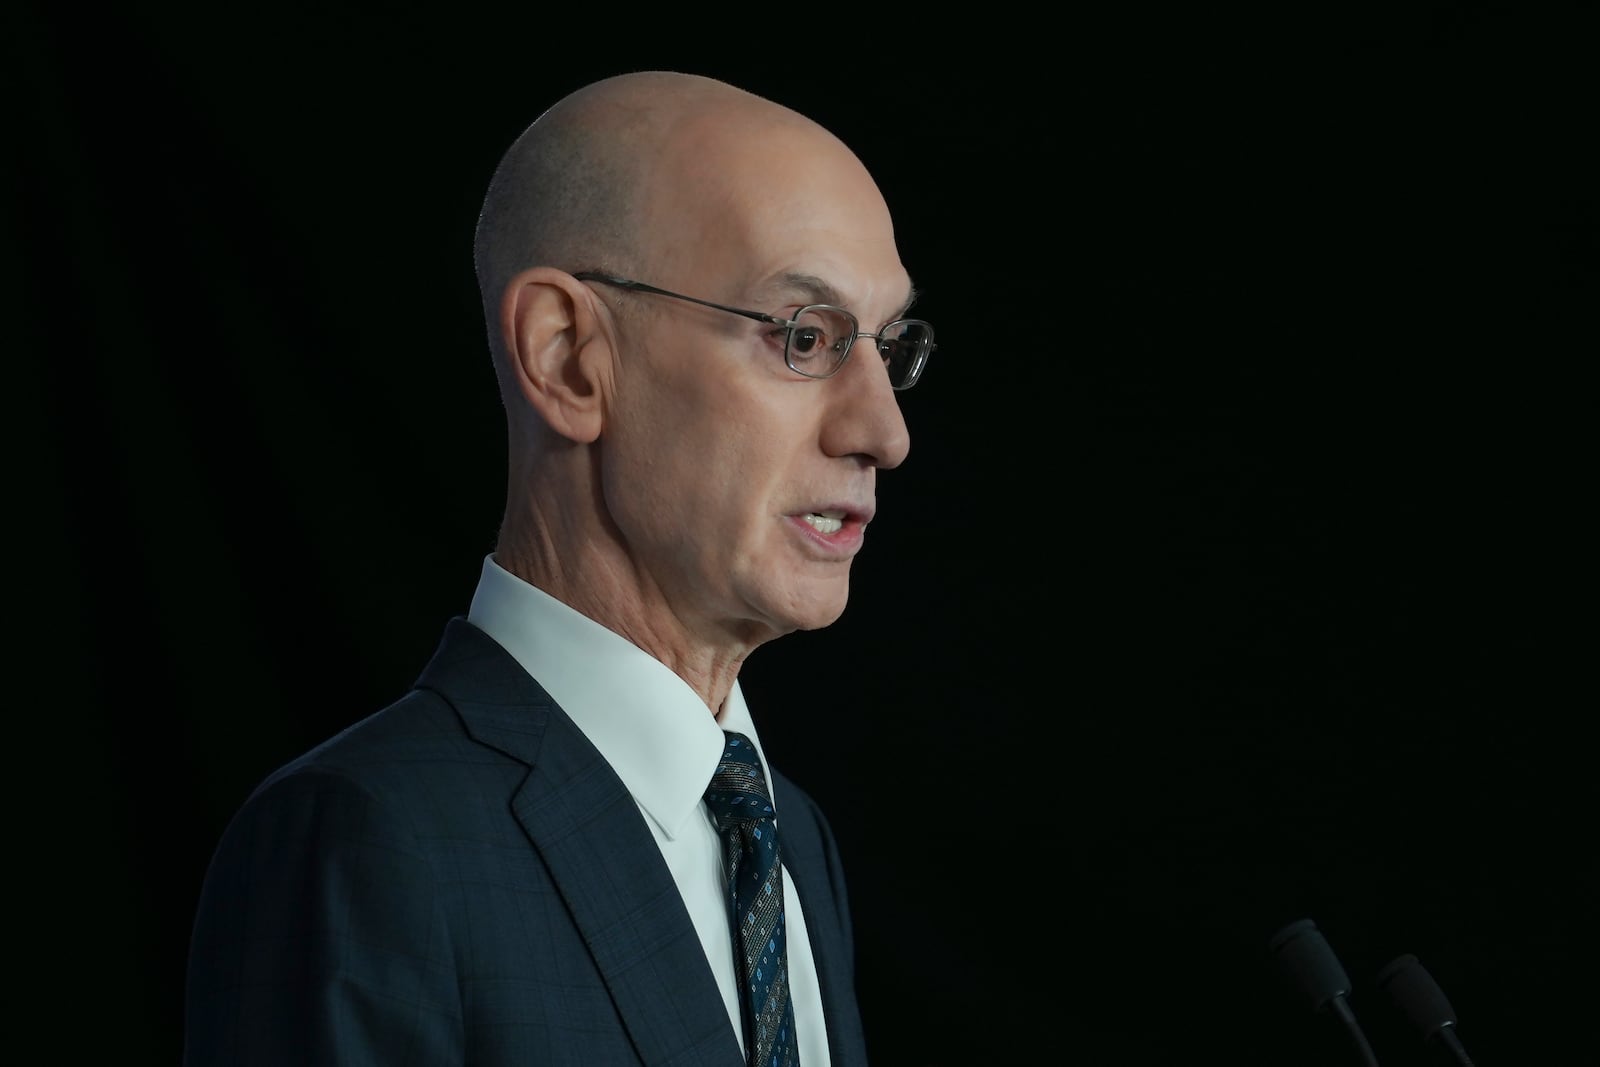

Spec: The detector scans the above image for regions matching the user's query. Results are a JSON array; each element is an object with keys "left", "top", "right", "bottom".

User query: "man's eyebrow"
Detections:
[
  {"left": 767, "top": 272, "right": 847, "bottom": 308},
  {"left": 770, "top": 271, "right": 922, "bottom": 323},
  {"left": 897, "top": 282, "right": 922, "bottom": 321}
]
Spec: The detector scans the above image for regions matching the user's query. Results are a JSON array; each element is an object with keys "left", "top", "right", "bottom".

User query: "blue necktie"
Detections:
[{"left": 704, "top": 731, "right": 800, "bottom": 1067}]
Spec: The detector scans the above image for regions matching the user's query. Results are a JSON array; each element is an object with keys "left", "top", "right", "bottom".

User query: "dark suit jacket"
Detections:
[{"left": 184, "top": 617, "right": 868, "bottom": 1065}]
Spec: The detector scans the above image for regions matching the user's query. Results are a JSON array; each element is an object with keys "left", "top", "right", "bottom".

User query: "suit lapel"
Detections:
[
  {"left": 418, "top": 618, "right": 744, "bottom": 1067},
  {"left": 771, "top": 773, "right": 870, "bottom": 1067}
]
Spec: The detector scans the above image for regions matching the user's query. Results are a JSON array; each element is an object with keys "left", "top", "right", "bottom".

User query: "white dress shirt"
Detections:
[{"left": 467, "top": 554, "right": 830, "bottom": 1065}]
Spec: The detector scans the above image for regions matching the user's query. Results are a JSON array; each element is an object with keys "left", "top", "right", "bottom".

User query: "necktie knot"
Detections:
[{"left": 704, "top": 731, "right": 775, "bottom": 834}]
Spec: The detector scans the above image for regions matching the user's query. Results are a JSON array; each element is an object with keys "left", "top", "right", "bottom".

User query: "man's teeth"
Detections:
[{"left": 804, "top": 511, "right": 845, "bottom": 534}]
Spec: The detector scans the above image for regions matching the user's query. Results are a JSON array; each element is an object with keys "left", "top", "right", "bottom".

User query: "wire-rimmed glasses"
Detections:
[{"left": 572, "top": 271, "right": 934, "bottom": 390}]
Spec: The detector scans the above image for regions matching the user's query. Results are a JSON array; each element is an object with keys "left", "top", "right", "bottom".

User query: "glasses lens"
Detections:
[
  {"left": 786, "top": 306, "right": 857, "bottom": 378},
  {"left": 878, "top": 321, "right": 933, "bottom": 388}
]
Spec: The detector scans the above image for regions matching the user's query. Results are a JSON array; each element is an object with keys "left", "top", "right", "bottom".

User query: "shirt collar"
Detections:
[{"left": 466, "top": 554, "right": 771, "bottom": 838}]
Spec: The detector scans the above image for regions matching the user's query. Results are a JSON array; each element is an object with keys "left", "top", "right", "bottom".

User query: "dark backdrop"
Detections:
[{"left": 14, "top": 5, "right": 1594, "bottom": 1065}]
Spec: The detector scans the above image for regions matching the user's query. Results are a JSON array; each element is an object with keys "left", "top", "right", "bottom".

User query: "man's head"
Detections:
[{"left": 475, "top": 71, "right": 925, "bottom": 687}]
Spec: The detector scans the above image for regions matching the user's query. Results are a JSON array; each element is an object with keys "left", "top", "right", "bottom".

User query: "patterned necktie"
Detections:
[{"left": 703, "top": 730, "right": 800, "bottom": 1067}]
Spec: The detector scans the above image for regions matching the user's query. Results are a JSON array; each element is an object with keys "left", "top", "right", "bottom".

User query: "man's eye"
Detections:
[{"left": 790, "top": 326, "right": 826, "bottom": 355}]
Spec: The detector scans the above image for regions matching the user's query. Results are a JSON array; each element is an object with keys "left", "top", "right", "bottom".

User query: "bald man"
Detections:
[{"left": 184, "top": 71, "right": 934, "bottom": 1066}]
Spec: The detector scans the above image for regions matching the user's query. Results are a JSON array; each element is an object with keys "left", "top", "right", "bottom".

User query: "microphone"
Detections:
[
  {"left": 1269, "top": 918, "right": 1382, "bottom": 1066},
  {"left": 1376, "top": 953, "right": 1475, "bottom": 1066}
]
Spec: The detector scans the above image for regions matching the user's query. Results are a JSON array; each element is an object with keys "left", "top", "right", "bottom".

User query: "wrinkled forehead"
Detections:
[{"left": 638, "top": 109, "right": 913, "bottom": 321}]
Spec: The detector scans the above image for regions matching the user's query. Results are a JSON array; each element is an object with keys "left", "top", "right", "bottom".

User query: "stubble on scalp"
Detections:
[{"left": 471, "top": 72, "right": 793, "bottom": 346}]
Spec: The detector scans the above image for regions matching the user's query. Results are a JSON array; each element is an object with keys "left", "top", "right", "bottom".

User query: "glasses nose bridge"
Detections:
[
  {"left": 828, "top": 329, "right": 883, "bottom": 379},
  {"left": 831, "top": 328, "right": 907, "bottom": 392},
  {"left": 840, "top": 327, "right": 886, "bottom": 357}
]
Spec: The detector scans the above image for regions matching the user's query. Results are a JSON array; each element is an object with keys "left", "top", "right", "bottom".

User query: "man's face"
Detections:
[{"left": 597, "top": 116, "right": 915, "bottom": 650}]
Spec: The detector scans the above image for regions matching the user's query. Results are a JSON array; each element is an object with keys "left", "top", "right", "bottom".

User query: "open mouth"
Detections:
[{"left": 803, "top": 511, "right": 845, "bottom": 535}]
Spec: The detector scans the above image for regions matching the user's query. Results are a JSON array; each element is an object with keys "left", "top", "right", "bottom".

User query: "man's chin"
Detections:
[
  {"left": 739, "top": 572, "right": 852, "bottom": 638},
  {"left": 786, "top": 584, "right": 851, "bottom": 633}
]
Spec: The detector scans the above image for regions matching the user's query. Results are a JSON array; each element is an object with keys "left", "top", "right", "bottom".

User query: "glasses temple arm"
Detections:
[{"left": 573, "top": 272, "right": 795, "bottom": 328}]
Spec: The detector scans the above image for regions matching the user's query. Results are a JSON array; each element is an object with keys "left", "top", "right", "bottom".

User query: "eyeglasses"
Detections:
[{"left": 572, "top": 271, "right": 934, "bottom": 390}]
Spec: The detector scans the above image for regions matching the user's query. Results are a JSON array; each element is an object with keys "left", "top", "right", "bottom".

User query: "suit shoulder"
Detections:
[{"left": 243, "top": 688, "right": 517, "bottom": 817}]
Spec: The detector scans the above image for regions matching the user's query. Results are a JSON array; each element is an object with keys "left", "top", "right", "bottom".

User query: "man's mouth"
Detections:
[{"left": 802, "top": 511, "right": 846, "bottom": 535}]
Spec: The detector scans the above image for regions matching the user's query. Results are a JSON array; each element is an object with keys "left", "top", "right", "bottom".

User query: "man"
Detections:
[{"left": 184, "top": 70, "right": 933, "bottom": 1066}]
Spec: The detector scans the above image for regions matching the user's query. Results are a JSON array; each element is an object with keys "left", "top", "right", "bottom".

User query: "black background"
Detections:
[{"left": 12, "top": 4, "right": 1595, "bottom": 1065}]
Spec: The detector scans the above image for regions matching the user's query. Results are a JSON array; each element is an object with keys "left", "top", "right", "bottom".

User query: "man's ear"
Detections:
[{"left": 499, "top": 267, "right": 611, "bottom": 443}]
